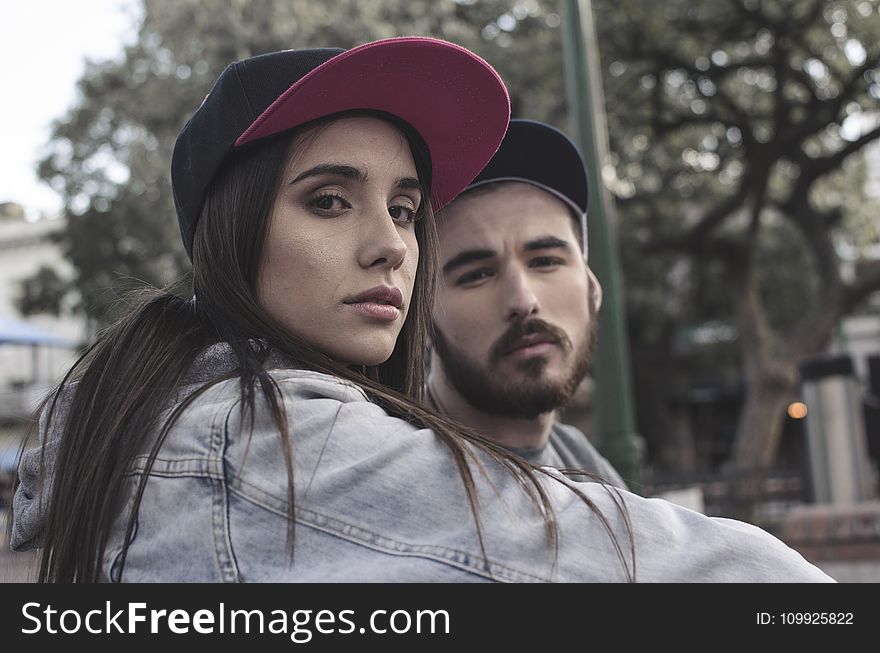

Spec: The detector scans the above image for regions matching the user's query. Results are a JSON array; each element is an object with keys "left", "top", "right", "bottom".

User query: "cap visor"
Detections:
[{"left": 235, "top": 37, "right": 510, "bottom": 210}]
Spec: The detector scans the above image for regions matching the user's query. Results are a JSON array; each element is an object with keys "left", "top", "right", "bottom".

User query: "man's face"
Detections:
[{"left": 431, "top": 182, "right": 601, "bottom": 420}]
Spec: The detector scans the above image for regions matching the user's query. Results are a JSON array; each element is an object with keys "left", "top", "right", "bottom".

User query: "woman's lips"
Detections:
[
  {"left": 346, "top": 302, "right": 401, "bottom": 321},
  {"left": 344, "top": 286, "right": 404, "bottom": 322}
]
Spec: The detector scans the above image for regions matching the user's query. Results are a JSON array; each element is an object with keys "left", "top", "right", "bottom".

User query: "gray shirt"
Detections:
[{"left": 510, "top": 422, "right": 628, "bottom": 490}]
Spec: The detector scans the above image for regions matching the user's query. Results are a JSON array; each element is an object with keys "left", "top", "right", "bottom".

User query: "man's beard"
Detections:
[{"left": 431, "top": 307, "right": 598, "bottom": 421}]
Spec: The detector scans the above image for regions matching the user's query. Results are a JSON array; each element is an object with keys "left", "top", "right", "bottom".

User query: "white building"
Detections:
[{"left": 0, "top": 203, "right": 85, "bottom": 422}]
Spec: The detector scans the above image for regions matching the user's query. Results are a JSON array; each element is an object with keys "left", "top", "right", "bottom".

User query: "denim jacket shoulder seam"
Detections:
[
  {"left": 274, "top": 373, "right": 370, "bottom": 400},
  {"left": 215, "top": 396, "right": 242, "bottom": 581}
]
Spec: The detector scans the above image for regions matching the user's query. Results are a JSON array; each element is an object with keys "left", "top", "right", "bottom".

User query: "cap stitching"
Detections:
[{"left": 232, "top": 61, "right": 257, "bottom": 123}]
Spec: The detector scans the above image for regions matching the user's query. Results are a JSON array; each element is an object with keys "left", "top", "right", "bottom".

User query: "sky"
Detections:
[{"left": 1, "top": 0, "right": 141, "bottom": 220}]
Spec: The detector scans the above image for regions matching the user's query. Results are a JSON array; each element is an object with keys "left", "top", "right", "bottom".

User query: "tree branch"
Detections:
[
  {"left": 789, "top": 261, "right": 880, "bottom": 357},
  {"left": 797, "top": 122, "right": 880, "bottom": 184},
  {"left": 844, "top": 260, "right": 880, "bottom": 315}
]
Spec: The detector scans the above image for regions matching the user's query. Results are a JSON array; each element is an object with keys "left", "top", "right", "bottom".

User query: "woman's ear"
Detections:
[{"left": 587, "top": 267, "right": 603, "bottom": 311}]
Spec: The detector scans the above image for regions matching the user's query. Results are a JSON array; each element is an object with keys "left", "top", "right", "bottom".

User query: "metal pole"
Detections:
[{"left": 561, "top": 0, "right": 645, "bottom": 490}]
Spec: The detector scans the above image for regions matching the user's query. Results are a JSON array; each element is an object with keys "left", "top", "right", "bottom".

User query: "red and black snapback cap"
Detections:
[{"left": 171, "top": 36, "right": 511, "bottom": 259}]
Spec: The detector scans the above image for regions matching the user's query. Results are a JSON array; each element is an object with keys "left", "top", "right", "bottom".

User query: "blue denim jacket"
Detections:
[{"left": 12, "top": 343, "right": 833, "bottom": 582}]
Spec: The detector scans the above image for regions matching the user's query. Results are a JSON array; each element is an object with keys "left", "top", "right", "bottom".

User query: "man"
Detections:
[{"left": 427, "top": 119, "right": 627, "bottom": 488}]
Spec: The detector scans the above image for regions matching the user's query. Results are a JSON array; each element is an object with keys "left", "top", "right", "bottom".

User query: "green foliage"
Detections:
[
  {"left": 592, "top": 0, "right": 880, "bottom": 475},
  {"left": 15, "top": 265, "right": 68, "bottom": 317},
  {"left": 596, "top": 0, "right": 880, "bottom": 342}
]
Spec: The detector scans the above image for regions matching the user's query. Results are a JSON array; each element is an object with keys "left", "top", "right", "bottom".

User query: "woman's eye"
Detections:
[
  {"left": 309, "top": 193, "right": 349, "bottom": 213},
  {"left": 389, "top": 204, "right": 417, "bottom": 224}
]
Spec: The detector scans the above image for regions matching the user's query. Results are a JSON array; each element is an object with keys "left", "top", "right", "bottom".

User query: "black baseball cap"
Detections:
[
  {"left": 171, "top": 37, "right": 511, "bottom": 259},
  {"left": 462, "top": 119, "right": 589, "bottom": 253}
]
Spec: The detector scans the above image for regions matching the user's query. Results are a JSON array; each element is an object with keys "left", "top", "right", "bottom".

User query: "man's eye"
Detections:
[
  {"left": 531, "top": 257, "right": 562, "bottom": 268},
  {"left": 309, "top": 193, "right": 349, "bottom": 213},
  {"left": 456, "top": 269, "right": 492, "bottom": 286}
]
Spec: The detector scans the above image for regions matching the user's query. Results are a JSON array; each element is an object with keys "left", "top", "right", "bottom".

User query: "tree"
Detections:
[{"left": 593, "top": 0, "right": 880, "bottom": 518}]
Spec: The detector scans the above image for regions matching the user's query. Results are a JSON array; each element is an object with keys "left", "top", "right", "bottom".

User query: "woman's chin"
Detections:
[{"left": 334, "top": 344, "right": 397, "bottom": 368}]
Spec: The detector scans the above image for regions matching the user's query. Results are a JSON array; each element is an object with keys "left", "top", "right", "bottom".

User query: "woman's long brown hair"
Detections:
[{"left": 22, "top": 112, "right": 634, "bottom": 582}]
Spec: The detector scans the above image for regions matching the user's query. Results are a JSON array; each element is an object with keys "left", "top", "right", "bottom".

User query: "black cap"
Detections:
[{"left": 463, "top": 119, "right": 589, "bottom": 252}]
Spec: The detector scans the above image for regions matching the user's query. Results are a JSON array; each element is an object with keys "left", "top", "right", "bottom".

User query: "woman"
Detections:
[{"left": 12, "top": 37, "right": 832, "bottom": 583}]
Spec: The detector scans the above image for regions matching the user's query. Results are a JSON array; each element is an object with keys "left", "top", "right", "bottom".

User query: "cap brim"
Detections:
[{"left": 235, "top": 37, "right": 510, "bottom": 210}]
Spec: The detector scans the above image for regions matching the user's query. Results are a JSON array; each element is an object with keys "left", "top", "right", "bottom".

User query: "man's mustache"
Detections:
[{"left": 489, "top": 318, "right": 572, "bottom": 363}]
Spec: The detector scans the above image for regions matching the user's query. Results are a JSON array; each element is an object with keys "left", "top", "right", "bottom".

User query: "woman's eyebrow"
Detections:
[
  {"left": 395, "top": 176, "right": 421, "bottom": 192},
  {"left": 289, "top": 163, "right": 365, "bottom": 185},
  {"left": 289, "top": 166, "right": 421, "bottom": 196}
]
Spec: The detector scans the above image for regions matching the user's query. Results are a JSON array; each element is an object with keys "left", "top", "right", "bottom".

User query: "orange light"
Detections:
[{"left": 787, "top": 402, "right": 808, "bottom": 419}]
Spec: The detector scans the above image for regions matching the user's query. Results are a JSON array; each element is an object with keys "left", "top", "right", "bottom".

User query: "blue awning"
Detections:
[
  {"left": 0, "top": 442, "right": 18, "bottom": 473},
  {"left": 0, "top": 314, "right": 74, "bottom": 347}
]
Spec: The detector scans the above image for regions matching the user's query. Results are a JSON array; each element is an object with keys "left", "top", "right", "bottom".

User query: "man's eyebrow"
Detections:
[
  {"left": 442, "top": 237, "right": 571, "bottom": 275},
  {"left": 442, "top": 248, "right": 496, "bottom": 276},
  {"left": 289, "top": 164, "right": 365, "bottom": 185},
  {"left": 524, "top": 236, "right": 572, "bottom": 252}
]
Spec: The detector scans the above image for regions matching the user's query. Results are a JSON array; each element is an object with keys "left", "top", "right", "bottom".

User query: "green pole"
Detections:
[{"left": 561, "top": 0, "right": 645, "bottom": 491}]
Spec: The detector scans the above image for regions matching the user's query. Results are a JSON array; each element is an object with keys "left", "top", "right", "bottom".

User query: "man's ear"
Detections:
[{"left": 587, "top": 267, "right": 603, "bottom": 311}]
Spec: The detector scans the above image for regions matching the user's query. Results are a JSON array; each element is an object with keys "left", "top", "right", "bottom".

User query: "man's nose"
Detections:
[{"left": 503, "top": 269, "right": 539, "bottom": 321}]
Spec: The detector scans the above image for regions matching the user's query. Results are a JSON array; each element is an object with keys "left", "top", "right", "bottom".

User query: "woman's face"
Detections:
[{"left": 257, "top": 116, "right": 422, "bottom": 366}]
